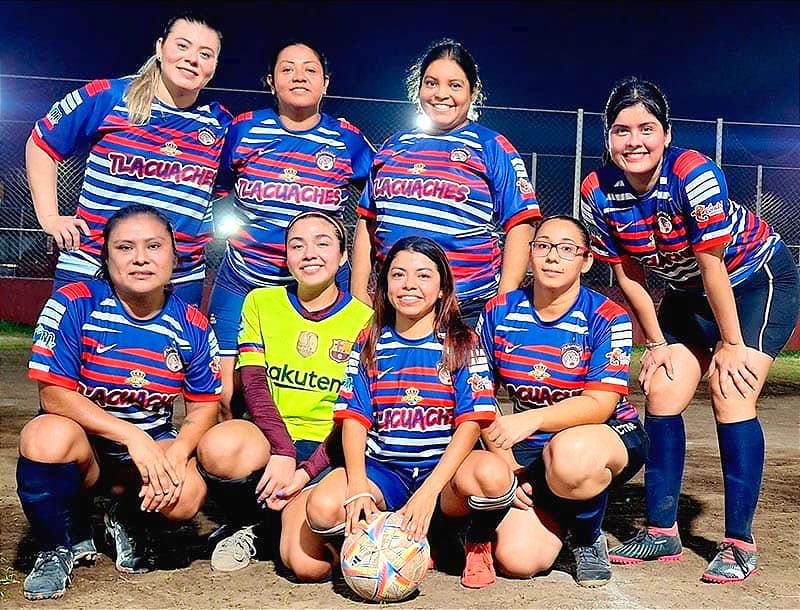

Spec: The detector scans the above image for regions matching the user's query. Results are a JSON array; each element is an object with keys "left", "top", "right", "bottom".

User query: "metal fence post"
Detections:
[
  {"left": 573, "top": 108, "right": 584, "bottom": 218},
  {"left": 715, "top": 117, "right": 723, "bottom": 166},
  {"left": 755, "top": 164, "right": 763, "bottom": 217},
  {"left": 530, "top": 152, "right": 537, "bottom": 192}
]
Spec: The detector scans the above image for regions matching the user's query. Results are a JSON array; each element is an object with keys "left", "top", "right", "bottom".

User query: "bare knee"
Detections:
[
  {"left": 544, "top": 437, "right": 598, "bottom": 499},
  {"left": 197, "top": 420, "right": 267, "bottom": 478},
  {"left": 19, "top": 415, "right": 90, "bottom": 463},
  {"left": 306, "top": 477, "right": 345, "bottom": 531},
  {"left": 469, "top": 451, "right": 515, "bottom": 497}
]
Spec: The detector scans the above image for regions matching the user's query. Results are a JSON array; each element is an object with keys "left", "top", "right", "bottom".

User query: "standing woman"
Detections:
[
  {"left": 580, "top": 77, "right": 800, "bottom": 583},
  {"left": 17, "top": 204, "right": 221, "bottom": 600},
  {"left": 26, "top": 12, "right": 231, "bottom": 307},
  {"left": 477, "top": 215, "right": 647, "bottom": 588},
  {"left": 209, "top": 40, "right": 375, "bottom": 418},
  {"left": 350, "top": 38, "right": 541, "bottom": 325},
  {"left": 306, "top": 236, "right": 516, "bottom": 589},
  {"left": 196, "top": 211, "right": 373, "bottom": 579}
]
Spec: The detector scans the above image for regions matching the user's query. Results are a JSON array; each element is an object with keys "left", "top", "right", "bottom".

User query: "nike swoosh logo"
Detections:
[
  {"left": 97, "top": 344, "right": 117, "bottom": 354},
  {"left": 504, "top": 344, "right": 523, "bottom": 354},
  {"left": 377, "top": 367, "right": 394, "bottom": 379},
  {"left": 617, "top": 220, "right": 635, "bottom": 231}
]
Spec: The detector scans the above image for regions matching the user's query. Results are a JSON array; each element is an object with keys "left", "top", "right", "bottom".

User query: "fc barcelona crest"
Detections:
[
  {"left": 296, "top": 331, "right": 319, "bottom": 357},
  {"left": 329, "top": 338, "right": 353, "bottom": 363}
]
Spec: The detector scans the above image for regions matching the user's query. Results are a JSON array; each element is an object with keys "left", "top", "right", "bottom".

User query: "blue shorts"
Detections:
[
  {"left": 512, "top": 418, "right": 649, "bottom": 498},
  {"left": 658, "top": 243, "right": 800, "bottom": 358},
  {"left": 365, "top": 458, "right": 433, "bottom": 511},
  {"left": 294, "top": 440, "right": 332, "bottom": 486},
  {"left": 208, "top": 258, "right": 353, "bottom": 355},
  {"left": 53, "top": 269, "right": 204, "bottom": 309}
]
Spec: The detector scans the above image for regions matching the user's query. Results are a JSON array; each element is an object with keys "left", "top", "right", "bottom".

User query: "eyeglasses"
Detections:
[{"left": 529, "top": 240, "right": 589, "bottom": 261}]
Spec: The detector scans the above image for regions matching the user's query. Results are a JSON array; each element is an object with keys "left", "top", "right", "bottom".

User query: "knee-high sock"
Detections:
[
  {"left": 465, "top": 481, "right": 517, "bottom": 543},
  {"left": 570, "top": 489, "right": 610, "bottom": 547},
  {"left": 644, "top": 414, "right": 686, "bottom": 528},
  {"left": 17, "top": 457, "right": 82, "bottom": 550},
  {"left": 717, "top": 418, "right": 764, "bottom": 544}
]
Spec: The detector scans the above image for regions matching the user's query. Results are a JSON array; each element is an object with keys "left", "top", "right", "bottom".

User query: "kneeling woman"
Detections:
[
  {"left": 196, "top": 212, "right": 373, "bottom": 580},
  {"left": 305, "top": 236, "right": 516, "bottom": 589},
  {"left": 477, "top": 215, "right": 648, "bottom": 588},
  {"left": 18, "top": 204, "right": 221, "bottom": 600}
]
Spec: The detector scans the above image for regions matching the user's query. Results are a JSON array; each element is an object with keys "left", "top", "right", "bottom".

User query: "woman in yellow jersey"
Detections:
[{"left": 196, "top": 211, "right": 373, "bottom": 580}]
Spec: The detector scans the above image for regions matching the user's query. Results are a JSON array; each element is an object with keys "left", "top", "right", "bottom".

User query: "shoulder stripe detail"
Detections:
[
  {"left": 580, "top": 171, "right": 600, "bottom": 196},
  {"left": 673, "top": 150, "right": 708, "bottom": 179},
  {"left": 58, "top": 281, "right": 92, "bottom": 301},
  {"left": 337, "top": 117, "right": 361, "bottom": 133},
  {"left": 185, "top": 305, "right": 209, "bottom": 330},
  {"left": 85, "top": 79, "right": 111, "bottom": 97}
]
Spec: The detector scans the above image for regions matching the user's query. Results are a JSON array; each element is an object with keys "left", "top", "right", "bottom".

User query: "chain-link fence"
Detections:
[{"left": 2, "top": 75, "right": 799, "bottom": 291}]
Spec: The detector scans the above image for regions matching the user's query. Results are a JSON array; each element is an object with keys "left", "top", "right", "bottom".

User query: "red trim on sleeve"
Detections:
[
  {"left": 28, "top": 369, "right": 79, "bottom": 391},
  {"left": 673, "top": 150, "right": 708, "bottom": 179},
  {"left": 584, "top": 381, "right": 629, "bottom": 396},
  {"left": 595, "top": 298, "right": 626, "bottom": 322},
  {"left": 580, "top": 171, "right": 600, "bottom": 196},
  {"left": 30, "top": 129, "right": 65, "bottom": 161},
  {"left": 333, "top": 410, "right": 372, "bottom": 429},
  {"left": 185, "top": 305, "right": 209, "bottom": 330},
  {"left": 356, "top": 205, "right": 376, "bottom": 221},
  {"left": 84, "top": 79, "right": 111, "bottom": 97},
  {"left": 494, "top": 134, "right": 516, "bottom": 154},
  {"left": 183, "top": 391, "right": 220, "bottom": 403},
  {"left": 455, "top": 411, "right": 496, "bottom": 428},
  {"left": 503, "top": 209, "right": 542, "bottom": 233},
  {"left": 57, "top": 281, "right": 92, "bottom": 301},
  {"left": 338, "top": 117, "right": 362, "bottom": 134},
  {"left": 693, "top": 234, "right": 731, "bottom": 252}
]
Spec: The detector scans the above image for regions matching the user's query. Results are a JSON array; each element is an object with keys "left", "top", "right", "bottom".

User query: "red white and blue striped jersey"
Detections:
[
  {"left": 580, "top": 146, "right": 780, "bottom": 291},
  {"left": 334, "top": 326, "right": 496, "bottom": 469},
  {"left": 215, "top": 109, "right": 375, "bottom": 287},
  {"left": 32, "top": 77, "right": 232, "bottom": 284},
  {"left": 477, "top": 286, "right": 638, "bottom": 452},
  {"left": 28, "top": 280, "right": 222, "bottom": 442},
  {"left": 357, "top": 123, "right": 541, "bottom": 310}
]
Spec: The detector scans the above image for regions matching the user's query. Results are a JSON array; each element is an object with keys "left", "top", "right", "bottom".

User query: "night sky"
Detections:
[{"left": 1, "top": 0, "right": 798, "bottom": 124}]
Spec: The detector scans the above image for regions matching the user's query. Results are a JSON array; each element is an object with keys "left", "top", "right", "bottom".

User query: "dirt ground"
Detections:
[{"left": 1, "top": 347, "right": 798, "bottom": 609}]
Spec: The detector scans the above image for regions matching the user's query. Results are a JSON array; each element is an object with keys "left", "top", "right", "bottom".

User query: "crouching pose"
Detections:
[
  {"left": 17, "top": 204, "right": 221, "bottom": 600},
  {"left": 476, "top": 215, "right": 649, "bottom": 588},
  {"left": 306, "top": 236, "right": 516, "bottom": 589},
  {"left": 196, "top": 211, "right": 373, "bottom": 580}
]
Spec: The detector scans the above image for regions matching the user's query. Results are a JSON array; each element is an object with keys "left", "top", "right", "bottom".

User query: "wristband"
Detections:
[
  {"left": 343, "top": 492, "right": 376, "bottom": 507},
  {"left": 645, "top": 340, "right": 668, "bottom": 350}
]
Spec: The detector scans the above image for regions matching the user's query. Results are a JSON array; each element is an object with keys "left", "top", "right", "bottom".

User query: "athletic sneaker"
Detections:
[
  {"left": 104, "top": 502, "right": 153, "bottom": 574},
  {"left": 460, "top": 541, "right": 496, "bottom": 589},
  {"left": 608, "top": 527, "right": 683, "bottom": 564},
  {"left": 211, "top": 525, "right": 258, "bottom": 572},
  {"left": 701, "top": 538, "right": 759, "bottom": 583},
  {"left": 23, "top": 546, "right": 74, "bottom": 600},
  {"left": 573, "top": 533, "right": 612, "bottom": 587},
  {"left": 71, "top": 536, "right": 97, "bottom": 566}
]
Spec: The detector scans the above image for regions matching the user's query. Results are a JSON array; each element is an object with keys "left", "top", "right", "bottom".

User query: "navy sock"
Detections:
[
  {"left": 16, "top": 456, "right": 82, "bottom": 550},
  {"left": 644, "top": 414, "right": 686, "bottom": 528},
  {"left": 570, "top": 489, "right": 609, "bottom": 547},
  {"left": 717, "top": 418, "right": 764, "bottom": 543},
  {"left": 198, "top": 463, "right": 266, "bottom": 527}
]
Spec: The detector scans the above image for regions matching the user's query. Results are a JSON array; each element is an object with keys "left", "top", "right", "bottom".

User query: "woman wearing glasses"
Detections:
[{"left": 473, "top": 215, "right": 648, "bottom": 589}]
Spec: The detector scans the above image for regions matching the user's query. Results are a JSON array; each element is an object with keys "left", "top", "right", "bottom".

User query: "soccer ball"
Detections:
[{"left": 340, "top": 511, "right": 431, "bottom": 602}]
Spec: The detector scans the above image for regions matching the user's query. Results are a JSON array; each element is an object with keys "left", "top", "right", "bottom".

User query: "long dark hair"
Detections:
[
  {"left": 98, "top": 203, "right": 178, "bottom": 284},
  {"left": 360, "top": 236, "right": 475, "bottom": 372}
]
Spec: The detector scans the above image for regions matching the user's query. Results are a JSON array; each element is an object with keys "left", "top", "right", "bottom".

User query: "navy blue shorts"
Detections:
[
  {"left": 511, "top": 418, "right": 649, "bottom": 497},
  {"left": 365, "top": 458, "right": 433, "bottom": 511},
  {"left": 294, "top": 440, "right": 331, "bottom": 486},
  {"left": 658, "top": 244, "right": 800, "bottom": 358}
]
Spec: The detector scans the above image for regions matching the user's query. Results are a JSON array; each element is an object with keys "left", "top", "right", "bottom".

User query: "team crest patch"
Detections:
[
  {"left": 126, "top": 369, "right": 150, "bottom": 388},
  {"left": 160, "top": 141, "right": 182, "bottom": 156},
  {"left": 517, "top": 178, "right": 535, "bottom": 195},
  {"left": 656, "top": 212, "right": 673, "bottom": 234},
  {"left": 450, "top": 148, "right": 470, "bottom": 162},
  {"left": 527, "top": 362, "right": 550, "bottom": 380},
  {"left": 282, "top": 167, "right": 298, "bottom": 182},
  {"left": 210, "top": 355, "right": 221, "bottom": 375},
  {"left": 436, "top": 361, "right": 453, "bottom": 386},
  {"left": 329, "top": 338, "right": 353, "bottom": 363},
  {"left": 33, "top": 324, "right": 56, "bottom": 350},
  {"left": 409, "top": 163, "right": 426, "bottom": 174},
  {"left": 341, "top": 374, "right": 353, "bottom": 393},
  {"left": 316, "top": 150, "right": 336, "bottom": 171},
  {"left": 561, "top": 343, "right": 582, "bottom": 369},
  {"left": 402, "top": 387, "right": 423, "bottom": 406},
  {"left": 605, "top": 347, "right": 630, "bottom": 367},
  {"left": 296, "top": 331, "right": 319, "bottom": 357},
  {"left": 163, "top": 346, "right": 184, "bottom": 373},
  {"left": 467, "top": 373, "right": 491, "bottom": 393},
  {"left": 197, "top": 127, "right": 216, "bottom": 146},
  {"left": 46, "top": 104, "right": 63, "bottom": 126}
]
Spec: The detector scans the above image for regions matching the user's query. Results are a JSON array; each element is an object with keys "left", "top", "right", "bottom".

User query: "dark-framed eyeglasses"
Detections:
[{"left": 529, "top": 240, "right": 589, "bottom": 261}]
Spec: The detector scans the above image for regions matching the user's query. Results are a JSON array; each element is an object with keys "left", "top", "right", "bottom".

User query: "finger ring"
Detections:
[
  {"left": 154, "top": 492, "right": 162, "bottom": 496},
  {"left": 163, "top": 489, "right": 171, "bottom": 494}
]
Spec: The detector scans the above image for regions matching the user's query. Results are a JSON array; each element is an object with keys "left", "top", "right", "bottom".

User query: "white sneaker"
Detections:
[{"left": 211, "top": 525, "right": 258, "bottom": 572}]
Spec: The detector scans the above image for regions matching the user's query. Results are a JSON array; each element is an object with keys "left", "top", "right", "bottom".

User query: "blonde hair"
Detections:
[{"left": 124, "top": 13, "right": 222, "bottom": 126}]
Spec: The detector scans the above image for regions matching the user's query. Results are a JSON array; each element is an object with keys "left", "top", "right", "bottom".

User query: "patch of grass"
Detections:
[
  {"left": 0, "top": 555, "right": 19, "bottom": 600},
  {"left": 0, "top": 321, "right": 33, "bottom": 350}
]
